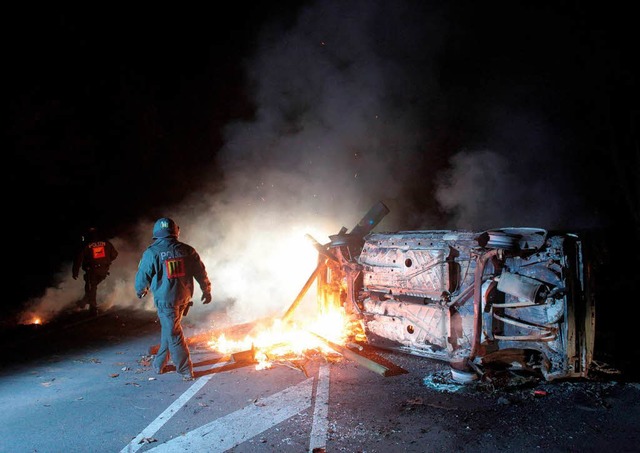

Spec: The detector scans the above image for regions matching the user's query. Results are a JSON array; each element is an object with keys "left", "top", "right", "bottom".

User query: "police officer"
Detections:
[
  {"left": 72, "top": 227, "right": 118, "bottom": 316},
  {"left": 135, "top": 217, "right": 212, "bottom": 381}
]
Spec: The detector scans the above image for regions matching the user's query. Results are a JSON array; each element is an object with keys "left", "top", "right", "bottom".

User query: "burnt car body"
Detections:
[{"left": 318, "top": 202, "right": 595, "bottom": 382}]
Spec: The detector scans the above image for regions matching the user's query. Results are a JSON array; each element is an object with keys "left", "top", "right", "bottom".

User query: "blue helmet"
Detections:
[{"left": 153, "top": 218, "right": 179, "bottom": 238}]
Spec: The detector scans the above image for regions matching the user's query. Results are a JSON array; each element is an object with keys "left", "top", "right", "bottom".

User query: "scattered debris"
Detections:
[
  {"left": 138, "top": 355, "right": 153, "bottom": 367},
  {"left": 74, "top": 358, "right": 101, "bottom": 364},
  {"left": 311, "top": 333, "right": 407, "bottom": 377},
  {"left": 590, "top": 360, "right": 622, "bottom": 376},
  {"left": 423, "top": 371, "right": 466, "bottom": 393}
]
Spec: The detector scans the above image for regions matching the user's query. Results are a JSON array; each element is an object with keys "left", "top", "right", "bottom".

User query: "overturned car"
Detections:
[{"left": 315, "top": 202, "right": 595, "bottom": 382}]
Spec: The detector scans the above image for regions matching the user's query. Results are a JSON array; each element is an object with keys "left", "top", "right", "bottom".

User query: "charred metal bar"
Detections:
[
  {"left": 328, "top": 201, "right": 390, "bottom": 258},
  {"left": 231, "top": 348, "right": 256, "bottom": 364},
  {"left": 310, "top": 332, "right": 393, "bottom": 377},
  {"left": 348, "top": 201, "right": 390, "bottom": 238},
  {"left": 281, "top": 259, "right": 326, "bottom": 322},
  {"left": 305, "top": 234, "right": 338, "bottom": 262}
]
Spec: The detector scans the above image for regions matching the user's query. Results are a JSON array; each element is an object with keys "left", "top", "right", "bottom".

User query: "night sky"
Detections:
[{"left": 6, "top": 2, "right": 639, "bottom": 325}]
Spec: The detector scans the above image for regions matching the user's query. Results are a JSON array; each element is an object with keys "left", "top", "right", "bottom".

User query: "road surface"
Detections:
[{"left": 1, "top": 308, "right": 639, "bottom": 452}]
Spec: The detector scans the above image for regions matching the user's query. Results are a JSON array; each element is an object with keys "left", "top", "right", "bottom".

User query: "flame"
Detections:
[
  {"left": 205, "top": 235, "right": 365, "bottom": 370},
  {"left": 207, "top": 299, "right": 363, "bottom": 370},
  {"left": 17, "top": 311, "right": 47, "bottom": 326}
]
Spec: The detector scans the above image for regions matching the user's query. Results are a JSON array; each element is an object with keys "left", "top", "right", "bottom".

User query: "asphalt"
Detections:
[{"left": 1, "top": 306, "right": 639, "bottom": 452}]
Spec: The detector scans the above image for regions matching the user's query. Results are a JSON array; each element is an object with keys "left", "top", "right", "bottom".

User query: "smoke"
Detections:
[
  {"left": 17, "top": 233, "right": 156, "bottom": 325},
  {"left": 173, "top": 0, "right": 446, "bottom": 325},
  {"left": 19, "top": 1, "right": 599, "bottom": 328},
  {"left": 435, "top": 109, "right": 599, "bottom": 230}
]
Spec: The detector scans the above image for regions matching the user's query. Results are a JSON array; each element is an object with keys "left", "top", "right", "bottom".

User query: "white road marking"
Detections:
[
  {"left": 148, "top": 377, "right": 314, "bottom": 452},
  {"left": 309, "top": 362, "right": 330, "bottom": 453},
  {"left": 120, "top": 361, "right": 231, "bottom": 453}
]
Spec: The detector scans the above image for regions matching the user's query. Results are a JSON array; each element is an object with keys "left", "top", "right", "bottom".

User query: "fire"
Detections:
[
  {"left": 207, "top": 304, "right": 363, "bottom": 370},
  {"left": 18, "top": 311, "right": 46, "bottom": 326},
  {"left": 205, "top": 231, "right": 365, "bottom": 370}
]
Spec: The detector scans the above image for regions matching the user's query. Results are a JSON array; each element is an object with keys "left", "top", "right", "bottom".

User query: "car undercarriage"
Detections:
[{"left": 315, "top": 202, "right": 595, "bottom": 382}]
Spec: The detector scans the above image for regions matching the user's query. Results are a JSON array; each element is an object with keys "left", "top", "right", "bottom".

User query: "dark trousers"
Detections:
[
  {"left": 153, "top": 304, "right": 192, "bottom": 376},
  {"left": 82, "top": 269, "right": 108, "bottom": 310}
]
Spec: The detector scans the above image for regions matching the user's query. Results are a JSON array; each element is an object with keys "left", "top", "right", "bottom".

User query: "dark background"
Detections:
[
  {"left": 6, "top": 1, "right": 639, "bottom": 368},
  {"left": 7, "top": 3, "right": 304, "bottom": 306}
]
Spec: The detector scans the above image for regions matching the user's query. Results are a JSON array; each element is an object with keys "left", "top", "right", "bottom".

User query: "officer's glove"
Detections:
[
  {"left": 202, "top": 292, "right": 212, "bottom": 304},
  {"left": 137, "top": 289, "right": 148, "bottom": 299}
]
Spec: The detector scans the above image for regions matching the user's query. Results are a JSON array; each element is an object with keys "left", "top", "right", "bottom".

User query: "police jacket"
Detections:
[
  {"left": 135, "top": 237, "right": 211, "bottom": 309},
  {"left": 72, "top": 239, "right": 118, "bottom": 279}
]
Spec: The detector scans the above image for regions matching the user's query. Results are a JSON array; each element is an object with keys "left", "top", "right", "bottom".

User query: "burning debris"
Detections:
[
  {"left": 190, "top": 312, "right": 372, "bottom": 372},
  {"left": 161, "top": 202, "right": 595, "bottom": 384}
]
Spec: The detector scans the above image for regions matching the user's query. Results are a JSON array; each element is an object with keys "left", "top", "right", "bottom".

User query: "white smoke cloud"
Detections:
[
  {"left": 17, "top": 233, "right": 156, "bottom": 325},
  {"left": 435, "top": 109, "right": 598, "bottom": 230},
  {"left": 21, "top": 1, "right": 596, "bottom": 329},
  {"left": 175, "top": 0, "right": 445, "bottom": 325},
  {"left": 21, "top": 0, "right": 442, "bottom": 327}
]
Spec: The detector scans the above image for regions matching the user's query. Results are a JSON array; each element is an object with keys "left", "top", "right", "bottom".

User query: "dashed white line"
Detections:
[
  {"left": 122, "top": 361, "right": 332, "bottom": 453},
  {"left": 119, "top": 361, "right": 230, "bottom": 453},
  {"left": 309, "top": 362, "right": 330, "bottom": 453},
  {"left": 148, "top": 377, "right": 314, "bottom": 452}
]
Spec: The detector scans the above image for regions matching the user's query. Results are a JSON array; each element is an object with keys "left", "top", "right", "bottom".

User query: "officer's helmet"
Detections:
[{"left": 153, "top": 218, "right": 180, "bottom": 238}]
